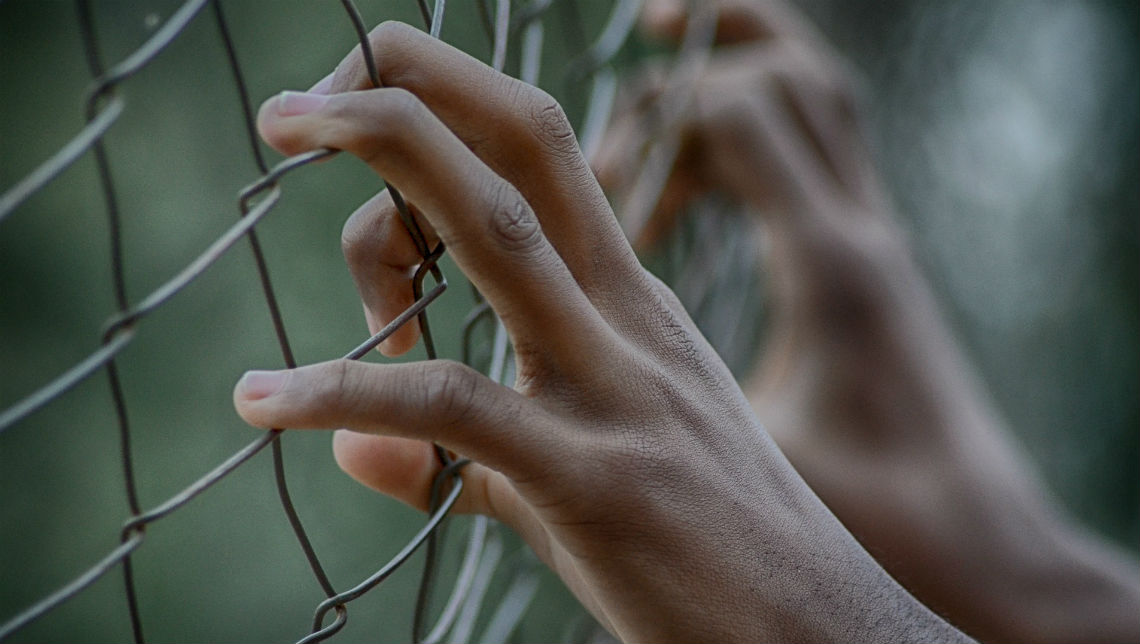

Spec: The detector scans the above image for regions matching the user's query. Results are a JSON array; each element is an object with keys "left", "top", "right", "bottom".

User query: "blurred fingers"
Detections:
[
  {"left": 592, "top": 66, "right": 706, "bottom": 251},
  {"left": 592, "top": 63, "right": 668, "bottom": 201},
  {"left": 641, "top": 0, "right": 811, "bottom": 46}
]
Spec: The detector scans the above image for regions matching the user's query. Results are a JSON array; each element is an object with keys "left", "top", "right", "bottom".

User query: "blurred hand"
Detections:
[
  {"left": 231, "top": 19, "right": 962, "bottom": 644},
  {"left": 598, "top": 2, "right": 1140, "bottom": 642},
  {"left": 594, "top": 0, "right": 883, "bottom": 250}
]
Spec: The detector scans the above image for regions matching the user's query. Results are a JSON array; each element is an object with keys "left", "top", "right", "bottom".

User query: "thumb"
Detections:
[{"left": 232, "top": 359, "right": 556, "bottom": 478}]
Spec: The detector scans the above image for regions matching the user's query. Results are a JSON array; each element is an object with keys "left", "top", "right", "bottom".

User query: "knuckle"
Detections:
[
  {"left": 642, "top": 271, "right": 687, "bottom": 317},
  {"left": 314, "top": 360, "right": 355, "bottom": 413},
  {"left": 373, "top": 20, "right": 415, "bottom": 44},
  {"left": 347, "top": 88, "right": 425, "bottom": 162},
  {"left": 485, "top": 182, "right": 542, "bottom": 252},
  {"left": 525, "top": 90, "right": 578, "bottom": 157},
  {"left": 378, "top": 87, "right": 425, "bottom": 130},
  {"left": 370, "top": 21, "right": 418, "bottom": 84},
  {"left": 421, "top": 360, "right": 482, "bottom": 428}
]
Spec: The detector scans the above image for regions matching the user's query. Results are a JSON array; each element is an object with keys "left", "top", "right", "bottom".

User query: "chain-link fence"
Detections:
[
  {"left": 0, "top": 1, "right": 710, "bottom": 641},
  {"left": 6, "top": 1, "right": 1132, "bottom": 641}
]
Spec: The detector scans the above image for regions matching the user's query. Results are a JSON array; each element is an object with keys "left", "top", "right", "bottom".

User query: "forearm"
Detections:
[
  {"left": 986, "top": 511, "right": 1140, "bottom": 643},
  {"left": 744, "top": 194, "right": 1140, "bottom": 643}
]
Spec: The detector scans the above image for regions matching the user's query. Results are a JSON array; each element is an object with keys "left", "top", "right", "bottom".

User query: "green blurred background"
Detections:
[{"left": 0, "top": 1, "right": 1135, "bottom": 642}]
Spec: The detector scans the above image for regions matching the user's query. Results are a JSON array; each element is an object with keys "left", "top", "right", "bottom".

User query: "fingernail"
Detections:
[
  {"left": 276, "top": 91, "right": 330, "bottom": 117},
  {"left": 309, "top": 72, "right": 335, "bottom": 95},
  {"left": 239, "top": 370, "right": 287, "bottom": 400}
]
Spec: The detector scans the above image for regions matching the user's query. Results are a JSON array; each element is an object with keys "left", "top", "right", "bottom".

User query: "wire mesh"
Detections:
[
  {"left": 0, "top": 0, "right": 661, "bottom": 641},
  {"left": 7, "top": 0, "right": 1133, "bottom": 638}
]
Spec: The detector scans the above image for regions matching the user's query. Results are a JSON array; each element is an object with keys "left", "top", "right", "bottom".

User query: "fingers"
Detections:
[
  {"left": 340, "top": 189, "right": 436, "bottom": 356},
  {"left": 332, "top": 431, "right": 455, "bottom": 510},
  {"left": 329, "top": 430, "right": 565, "bottom": 573},
  {"left": 332, "top": 431, "right": 506, "bottom": 516},
  {"left": 325, "top": 22, "right": 644, "bottom": 303},
  {"left": 641, "top": 0, "right": 809, "bottom": 45},
  {"left": 234, "top": 359, "right": 560, "bottom": 479},
  {"left": 257, "top": 87, "right": 613, "bottom": 359}
]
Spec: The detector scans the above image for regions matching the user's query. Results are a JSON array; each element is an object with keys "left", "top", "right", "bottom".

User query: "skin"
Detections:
[
  {"left": 231, "top": 14, "right": 970, "bottom": 644},
  {"left": 595, "top": 1, "right": 1140, "bottom": 642}
]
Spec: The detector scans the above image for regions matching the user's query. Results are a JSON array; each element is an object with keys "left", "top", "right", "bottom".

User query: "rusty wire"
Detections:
[{"left": 0, "top": 0, "right": 662, "bottom": 642}]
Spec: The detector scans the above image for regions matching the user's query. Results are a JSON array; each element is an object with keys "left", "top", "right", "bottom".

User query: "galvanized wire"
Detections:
[{"left": 0, "top": 0, "right": 660, "bottom": 642}]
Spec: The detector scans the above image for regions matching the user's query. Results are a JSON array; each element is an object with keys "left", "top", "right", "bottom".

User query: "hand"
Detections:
[{"left": 232, "top": 20, "right": 964, "bottom": 643}]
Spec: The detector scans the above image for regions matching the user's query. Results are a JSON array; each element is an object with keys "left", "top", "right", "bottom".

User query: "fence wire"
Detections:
[
  {"left": 0, "top": 1, "right": 654, "bottom": 641},
  {"left": 0, "top": 0, "right": 742, "bottom": 641}
]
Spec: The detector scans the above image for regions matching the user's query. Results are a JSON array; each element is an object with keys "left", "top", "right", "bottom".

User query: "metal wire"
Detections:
[{"left": 0, "top": 0, "right": 663, "bottom": 642}]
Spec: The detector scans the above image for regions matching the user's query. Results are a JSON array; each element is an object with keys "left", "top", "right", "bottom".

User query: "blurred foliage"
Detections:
[{"left": 0, "top": 1, "right": 1135, "bottom": 643}]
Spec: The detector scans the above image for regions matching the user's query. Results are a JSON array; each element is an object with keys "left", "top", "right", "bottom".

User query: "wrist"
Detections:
[
  {"left": 1001, "top": 520, "right": 1140, "bottom": 643},
  {"left": 584, "top": 446, "right": 967, "bottom": 643}
]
